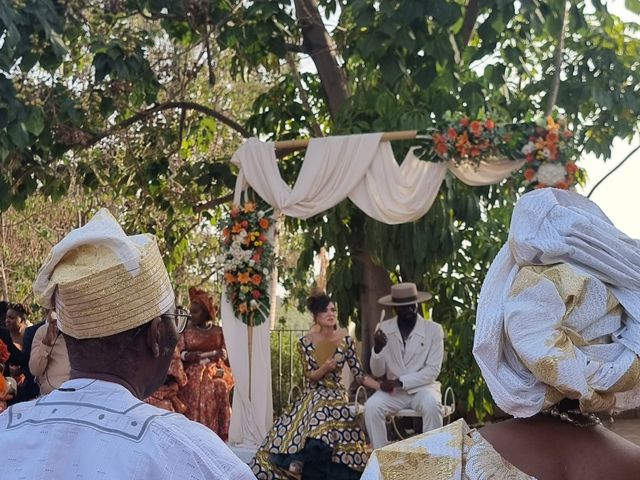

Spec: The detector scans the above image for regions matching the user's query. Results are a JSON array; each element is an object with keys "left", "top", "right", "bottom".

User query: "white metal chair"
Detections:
[{"left": 388, "top": 385, "right": 456, "bottom": 439}]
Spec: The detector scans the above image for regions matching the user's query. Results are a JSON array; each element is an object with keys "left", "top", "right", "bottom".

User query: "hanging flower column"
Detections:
[{"left": 220, "top": 201, "right": 275, "bottom": 327}]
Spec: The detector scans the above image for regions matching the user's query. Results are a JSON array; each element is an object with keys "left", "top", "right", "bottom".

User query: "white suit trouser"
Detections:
[{"left": 364, "top": 388, "right": 443, "bottom": 448}]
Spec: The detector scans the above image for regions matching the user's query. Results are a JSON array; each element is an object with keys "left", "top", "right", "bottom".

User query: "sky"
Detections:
[
  {"left": 577, "top": 3, "right": 640, "bottom": 239},
  {"left": 578, "top": 139, "right": 640, "bottom": 238}
]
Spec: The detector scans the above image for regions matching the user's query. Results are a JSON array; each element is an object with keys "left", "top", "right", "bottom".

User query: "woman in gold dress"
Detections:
[
  {"left": 250, "top": 290, "right": 379, "bottom": 480},
  {"left": 179, "top": 287, "right": 234, "bottom": 440}
]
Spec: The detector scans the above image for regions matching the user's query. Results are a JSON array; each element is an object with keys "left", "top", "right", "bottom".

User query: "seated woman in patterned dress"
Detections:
[
  {"left": 250, "top": 289, "right": 380, "bottom": 480},
  {"left": 179, "top": 287, "right": 234, "bottom": 440}
]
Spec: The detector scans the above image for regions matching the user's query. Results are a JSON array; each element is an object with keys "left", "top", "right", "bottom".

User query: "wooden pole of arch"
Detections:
[{"left": 273, "top": 129, "right": 418, "bottom": 152}]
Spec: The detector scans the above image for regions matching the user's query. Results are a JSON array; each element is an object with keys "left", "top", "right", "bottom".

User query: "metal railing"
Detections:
[{"left": 270, "top": 328, "right": 306, "bottom": 415}]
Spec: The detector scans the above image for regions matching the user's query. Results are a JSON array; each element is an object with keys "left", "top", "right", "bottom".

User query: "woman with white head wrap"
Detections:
[{"left": 362, "top": 189, "right": 640, "bottom": 480}]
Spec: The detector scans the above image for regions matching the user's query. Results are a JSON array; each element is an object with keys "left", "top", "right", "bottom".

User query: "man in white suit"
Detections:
[{"left": 364, "top": 282, "right": 444, "bottom": 448}]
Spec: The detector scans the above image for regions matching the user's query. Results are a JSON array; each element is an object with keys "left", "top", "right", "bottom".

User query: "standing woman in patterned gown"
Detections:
[
  {"left": 179, "top": 287, "right": 234, "bottom": 440},
  {"left": 250, "top": 289, "right": 380, "bottom": 480}
]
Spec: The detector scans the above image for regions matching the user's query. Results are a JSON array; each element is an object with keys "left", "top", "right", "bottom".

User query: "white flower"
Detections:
[
  {"left": 263, "top": 268, "right": 269, "bottom": 275},
  {"left": 249, "top": 299, "right": 258, "bottom": 310},
  {"left": 543, "top": 148, "right": 551, "bottom": 159},
  {"left": 249, "top": 259, "right": 255, "bottom": 267},
  {"left": 257, "top": 211, "right": 265, "bottom": 219},
  {"left": 239, "top": 230, "right": 247, "bottom": 238},
  {"left": 536, "top": 162, "right": 566, "bottom": 186},
  {"left": 521, "top": 142, "right": 535, "bottom": 155}
]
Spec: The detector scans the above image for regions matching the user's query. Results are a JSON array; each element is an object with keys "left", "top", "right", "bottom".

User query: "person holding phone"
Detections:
[{"left": 29, "top": 309, "right": 70, "bottom": 395}]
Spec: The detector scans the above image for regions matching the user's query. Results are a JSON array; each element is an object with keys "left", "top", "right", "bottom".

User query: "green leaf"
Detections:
[
  {"left": 8, "top": 122, "right": 30, "bottom": 148},
  {"left": 24, "top": 108, "right": 45, "bottom": 136},
  {"left": 625, "top": 0, "right": 640, "bottom": 15}
]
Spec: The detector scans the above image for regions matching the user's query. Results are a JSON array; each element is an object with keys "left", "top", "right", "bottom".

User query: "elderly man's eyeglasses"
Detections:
[{"left": 161, "top": 307, "right": 190, "bottom": 334}]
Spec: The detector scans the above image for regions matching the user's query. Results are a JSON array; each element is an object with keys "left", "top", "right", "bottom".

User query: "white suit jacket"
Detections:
[{"left": 370, "top": 315, "right": 444, "bottom": 395}]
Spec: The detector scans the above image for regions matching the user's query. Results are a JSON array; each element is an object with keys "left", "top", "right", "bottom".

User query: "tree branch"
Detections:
[
  {"left": 286, "top": 52, "right": 323, "bottom": 137},
  {"left": 79, "top": 101, "right": 251, "bottom": 149},
  {"left": 460, "top": 0, "right": 480, "bottom": 49},
  {"left": 293, "top": 0, "right": 349, "bottom": 121},
  {"left": 587, "top": 144, "right": 640, "bottom": 198},
  {"left": 194, "top": 193, "right": 234, "bottom": 212},
  {"left": 545, "top": 1, "right": 568, "bottom": 117}
]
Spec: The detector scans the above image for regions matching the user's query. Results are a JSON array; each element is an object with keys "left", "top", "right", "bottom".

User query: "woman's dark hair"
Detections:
[
  {"left": 306, "top": 288, "right": 332, "bottom": 315},
  {"left": 7, "top": 302, "right": 29, "bottom": 319}
]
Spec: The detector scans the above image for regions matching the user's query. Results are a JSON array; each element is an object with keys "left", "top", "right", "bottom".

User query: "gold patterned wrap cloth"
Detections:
[
  {"left": 249, "top": 335, "right": 370, "bottom": 479},
  {"left": 361, "top": 419, "right": 536, "bottom": 480},
  {"left": 474, "top": 188, "right": 640, "bottom": 417}
]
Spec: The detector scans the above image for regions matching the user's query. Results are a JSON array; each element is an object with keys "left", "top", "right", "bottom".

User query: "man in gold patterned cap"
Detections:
[{"left": 0, "top": 208, "right": 254, "bottom": 479}]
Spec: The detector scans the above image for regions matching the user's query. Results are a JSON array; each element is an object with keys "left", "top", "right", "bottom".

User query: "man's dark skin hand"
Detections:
[{"left": 374, "top": 303, "right": 419, "bottom": 393}]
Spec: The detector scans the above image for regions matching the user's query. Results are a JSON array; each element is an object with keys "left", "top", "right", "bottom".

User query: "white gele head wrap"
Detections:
[
  {"left": 33, "top": 208, "right": 175, "bottom": 339},
  {"left": 474, "top": 188, "right": 640, "bottom": 417}
]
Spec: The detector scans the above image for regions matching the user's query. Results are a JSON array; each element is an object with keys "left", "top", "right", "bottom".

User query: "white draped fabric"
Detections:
[
  {"left": 224, "top": 133, "right": 525, "bottom": 447},
  {"left": 222, "top": 296, "right": 273, "bottom": 447},
  {"left": 232, "top": 135, "right": 525, "bottom": 224}
]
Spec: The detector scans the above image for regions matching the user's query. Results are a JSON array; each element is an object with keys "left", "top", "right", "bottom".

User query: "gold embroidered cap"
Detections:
[
  {"left": 33, "top": 208, "right": 174, "bottom": 339},
  {"left": 378, "top": 282, "right": 432, "bottom": 306}
]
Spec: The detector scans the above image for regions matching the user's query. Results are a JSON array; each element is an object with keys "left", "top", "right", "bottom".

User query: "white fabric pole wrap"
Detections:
[
  {"left": 222, "top": 295, "right": 273, "bottom": 447},
  {"left": 226, "top": 134, "right": 526, "bottom": 447}
]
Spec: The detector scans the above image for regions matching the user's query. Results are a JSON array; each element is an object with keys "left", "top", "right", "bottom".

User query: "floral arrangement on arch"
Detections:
[
  {"left": 416, "top": 116, "right": 582, "bottom": 190},
  {"left": 519, "top": 117, "right": 580, "bottom": 190},
  {"left": 220, "top": 201, "right": 274, "bottom": 327}
]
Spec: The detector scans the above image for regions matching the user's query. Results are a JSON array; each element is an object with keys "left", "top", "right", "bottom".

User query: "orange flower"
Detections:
[
  {"left": 223, "top": 227, "right": 230, "bottom": 238},
  {"left": 546, "top": 131, "right": 559, "bottom": 143},
  {"left": 555, "top": 180, "right": 569, "bottom": 190},
  {"left": 435, "top": 141, "right": 448, "bottom": 156},
  {"left": 238, "top": 303, "right": 248, "bottom": 314},
  {"left": 243, "top": 202, "right": 256, "bottom": 213},
  {"left": 459, "top": 117, "right": 469, "bottom": 127},
  {"left": 237, "top": 271, "right": 250, "bottom": 284},
  {"left": 469, "top": 120, "right": 483, "bottom": 137},
  {"left": 562, "top": 130, "right": 573, "bottom": 139},
  {"left": 535, "top": 183, "right": 547, "bottom": 189},
  {"left": 224, "top": 272, "right": 236, "bottom": 284},
  {"left": 259, "top": 218, "right": 270, "bottom": 229},
  {"left": 251, "top": 274, "right": 262, "bottom": 285},
  {"left": 231, "top": 223, "right": 243, "bottom": 234},
  {"left": 485, "top": 118, "right": 495, "bottom": 130},
  {"left": 230, "top": 206, "right": 239, "bottom": 218},
  {"left": 447, "top": 127, "right": 457, "bottom": 140},
  {"left": 524, "top": 168, "right": 536, "bottom": 181},
  {"left": 470, "top": 147, "right": 480, "bottom": 157},
  {"left": 546, "top": 116, "right": 559, "bottom": 130},
  {"left": 565, "top": 162, "right": 578, "bottom": 174}
]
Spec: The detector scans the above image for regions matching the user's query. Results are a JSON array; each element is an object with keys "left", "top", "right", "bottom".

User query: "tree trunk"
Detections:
[
  {"left": 294, "top": 0, "right": 349, "bottom": 120},
  {"left": 294, "top": 0, "right": 390, "bottom": 370},
  {"left": 359, "top": 250, "right": 392, "bottom": 372},
  {"left": 0, "top": 213, "right": 8, "bottom": 301}
]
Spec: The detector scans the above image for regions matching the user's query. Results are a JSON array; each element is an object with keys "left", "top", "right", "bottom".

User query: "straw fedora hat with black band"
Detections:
[{"left": 378, "top": 282, "right": 432, "bottom": 306}]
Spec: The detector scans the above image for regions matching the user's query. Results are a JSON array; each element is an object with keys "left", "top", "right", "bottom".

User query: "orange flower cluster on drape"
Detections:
[
  {"left": 520, "top": 117, "right": 580, "bottom": 190},
  {"left": 220, "top": 201, "right": 274, "bottom": 326},
  {"left": 417, "top": 116, "right": 582, "bottom": 191}
]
